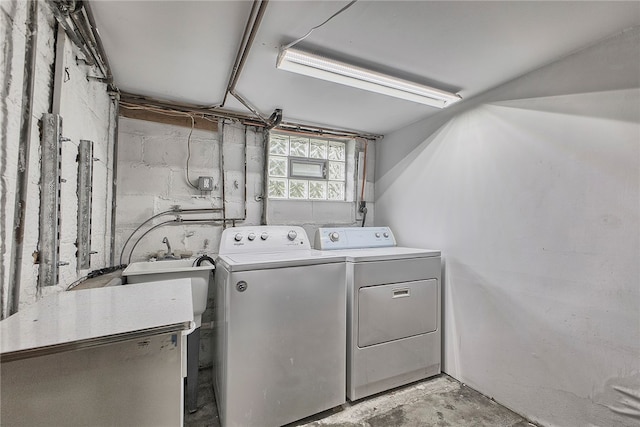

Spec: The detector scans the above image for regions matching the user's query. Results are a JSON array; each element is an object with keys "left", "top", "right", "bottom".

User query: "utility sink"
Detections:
[{"left": 122, "top": 259, "right": 214, "bottom": 327}]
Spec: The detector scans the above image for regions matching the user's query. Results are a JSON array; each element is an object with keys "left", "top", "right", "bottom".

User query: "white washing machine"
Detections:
[
  {"left": 315, "top": 226, "right": 441, "bottom": 401},
  {"left": 214, "top": 226, "right": 346, "bottom": 427}
]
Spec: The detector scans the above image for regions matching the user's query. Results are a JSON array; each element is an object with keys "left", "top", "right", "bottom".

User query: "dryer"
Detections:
[
  {"left": 315, "top": 226, "right": 441, "bottom": 401},
  {"left": 214, "top": 226, "right": 346, "bottom": 427}
]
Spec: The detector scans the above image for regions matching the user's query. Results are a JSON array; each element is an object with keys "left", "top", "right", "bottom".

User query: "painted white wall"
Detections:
[
  {"left": 1, "top": 1, "right": 116, "bottom": 315},
  {"left": 375, "top": 28, "right": 640, "bottom": 426}
]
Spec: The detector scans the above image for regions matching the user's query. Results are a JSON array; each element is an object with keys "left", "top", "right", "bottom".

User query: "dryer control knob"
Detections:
[
  {"left": 260, "top": 232, "right": 269, "bottom": 241},
  {"left": 330, "top": 232, "right": 340, "bottom": 242},
  {"left": 247, "top": 233, "right": 256, "bottom": 241},
  {"left": 383, "top": 232, "right": 389, "bottom": 238},
  {"left": 234, "top": 233, "right": 243, "bottom": 242},
  {"left": 375, "top": 232, "right": 381, "bottom": 238},
  {"left": 287, "top": 230, "right": 297, "bottom": 241}
]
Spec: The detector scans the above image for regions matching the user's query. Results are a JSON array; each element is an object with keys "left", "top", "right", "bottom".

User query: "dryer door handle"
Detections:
[{"left": 392, "top": 288, "right": 410, "bottom": 298}]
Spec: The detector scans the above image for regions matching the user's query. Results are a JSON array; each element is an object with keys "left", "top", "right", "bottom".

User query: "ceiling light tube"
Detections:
[{"left": 277, "top": 47, "right": 462, "bottom": 108}]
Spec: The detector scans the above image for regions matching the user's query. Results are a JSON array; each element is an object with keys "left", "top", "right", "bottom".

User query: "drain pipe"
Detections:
[
  {"left": 219, "top": 120, "right": 227, "bottom": 227},
  {"left": 6, "top": 0, "right": 38, "bottom": 318},
  {"left": 46, "top": 0, "right": 95, "bottom": 67},
  {"left": 261, "top": 130, "right": 269, "bottom": 225},
  {"left": 220, "top": 0, "right": 262, "bottom": 107},
  {"left": 109, "top": 93, "right": 120, "bottom": 265},
  {"left": 244, "top": 127, "right": 248, "bottom": 220},
  {"left": 77, "top": 1, "right": 113, "bottom": 82}
]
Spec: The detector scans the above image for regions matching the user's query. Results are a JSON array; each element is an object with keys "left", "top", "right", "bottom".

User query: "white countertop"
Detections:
[{"left": 0, "top": 280, "right": 193, "bottom": 362}]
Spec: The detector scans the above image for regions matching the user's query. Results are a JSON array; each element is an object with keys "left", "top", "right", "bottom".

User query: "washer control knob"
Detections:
[
  {"left": 375, "top": 232, "right": 381, "bottom": 238},
  {"left": 247, "top": 233, "right": 256, "bottom": 241},
  {"left": 287, "top": 230, "right": 297, "bottom": 241},
  {"left": 234, "top": 233, "right": 243, "bottom": 242},
  {"left": 260, "top": 232, "right": 269, "bottom": 241},
  {"left": 383, "top": 232, "right": 389, "bottom": 238},
  {"left": 329, "top": 232, "right": 340, "bottom": 242}
]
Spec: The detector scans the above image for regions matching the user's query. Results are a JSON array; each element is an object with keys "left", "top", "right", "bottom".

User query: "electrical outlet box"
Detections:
[{"left": 198, "top": 176, "right": 214, "bottom": 192}]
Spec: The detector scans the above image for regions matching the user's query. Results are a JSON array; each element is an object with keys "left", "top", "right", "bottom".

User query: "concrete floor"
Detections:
[{"left": 185, "top": 369, "right": 534, "bottom": 427}]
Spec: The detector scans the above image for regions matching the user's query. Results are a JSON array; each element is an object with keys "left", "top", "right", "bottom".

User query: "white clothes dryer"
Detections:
[{"left": 315, "top": 226, "right": 441, "bottom": 401}]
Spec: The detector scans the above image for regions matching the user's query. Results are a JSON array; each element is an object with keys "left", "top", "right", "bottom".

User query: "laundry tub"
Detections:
[{"left": 122, "top": 257, "right": 215, "bottom": 413}]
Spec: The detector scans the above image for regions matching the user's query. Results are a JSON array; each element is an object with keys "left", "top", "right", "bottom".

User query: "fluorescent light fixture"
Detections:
[{"left": 277, "top": 47, "right": 462, "bottom": 108}]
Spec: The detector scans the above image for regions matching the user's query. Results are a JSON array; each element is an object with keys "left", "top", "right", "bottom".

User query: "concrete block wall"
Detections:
[
  {"left": 115, "top": 117, "right": 265, "bottom": 367},
  {"left": 1, "top": 1, "right": 117, "bottom": 316},
  {"left": 115, "top": 118, "right": 266, "bottom": 263},
  {"left": 55, "top": 32, "right": 117, "bottom": 288},
  {"left": 116, "top": 118, "right": 374, "bottom": 258}
]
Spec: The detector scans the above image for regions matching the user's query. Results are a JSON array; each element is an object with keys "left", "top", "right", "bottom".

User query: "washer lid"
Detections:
[{"left": 217, "top": 250, "right": 346, "bottom": 272}]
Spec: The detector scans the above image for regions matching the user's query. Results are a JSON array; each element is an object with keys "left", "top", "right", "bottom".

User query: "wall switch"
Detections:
[{"left": 198, "top": 176, "right": 214, "bottom": 192}]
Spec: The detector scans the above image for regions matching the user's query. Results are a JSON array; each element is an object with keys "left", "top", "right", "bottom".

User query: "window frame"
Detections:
[{"left": 288, "top": 157, "right": 328, "bottom": 180}]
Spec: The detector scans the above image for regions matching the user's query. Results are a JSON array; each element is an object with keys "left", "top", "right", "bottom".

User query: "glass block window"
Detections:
[
  {"left": 268, "top": 178, "right": 288, "bottom": 199},
  {"left": 309, "top": 139, "right": 327, "bottom": 159},
  {"left": 268, "top": 156, "right": 287, "bottom": 177},
  {"left": 289, "top": 179, "right": 308, "bottom": 199},
  {"left": 309, "top": 181, "right": 327, "bottom": 200},
  {"left": 268, "top": 132, "right": 347, "bottom": 201},
  {"left": 289, "top": 137, "right": 309, "bottom": 157}
]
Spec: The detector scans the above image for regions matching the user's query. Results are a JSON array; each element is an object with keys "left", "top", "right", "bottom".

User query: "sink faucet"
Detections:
[{"left": 160, "top": 237, "right": 178, "bottom": 260}]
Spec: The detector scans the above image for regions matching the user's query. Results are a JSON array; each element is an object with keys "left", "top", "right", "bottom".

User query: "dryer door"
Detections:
[{"left": 358, "top": 279, "right": 437, "bottom": 348}]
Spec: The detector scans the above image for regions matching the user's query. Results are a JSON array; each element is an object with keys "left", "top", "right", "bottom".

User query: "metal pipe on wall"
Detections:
[
  {"left": 220, "top": 0, "right": 261, "bottom": 107},
  {"left": 6, "top": 0, "right": 39, "bottom": 318},
  {"left": 46, "top": 0, "right": 96, "bottom": 67},
  {"left": 119, "top": 207, "right": 224, "bottom": 265},
  {"left": 261, "top": 130, "right": 269, "bottom": 225},
  {"left": 219, "top": 120, "right": 227, "bottom": 227},
  {"left": 69, "top": 9, "right": 105, "bottom": 77},
  {"left": 51, "top": 25, "right": 66, "bottom": 114},
  {"left": 120, "top": 92, "right": 382, "bottom": 141},
  {"left": 79, "top": 1, "right": 113, "bottom": 81},
  {"left": 126, "top": 218, "right": 244, "bottom": 264},
  {"left": 244, "top": 127, "right": 248, "bottom": 220},
  {"left": 223, "top": 0, "right": 273, "bottom": 125},
  {"left": 109, "top": 95, "right": 120, "bottom": 266},
  {"left": 218, "top": 119, "right": 253, "bottom": 227}
]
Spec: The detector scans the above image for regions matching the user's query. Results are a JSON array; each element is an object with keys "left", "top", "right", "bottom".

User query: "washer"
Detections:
[
  {"left": 315, "top": 226, "right": 441, "bottom": 401},
  {"left": 214, "top": 226, "right": 346, "bottom": 427}
]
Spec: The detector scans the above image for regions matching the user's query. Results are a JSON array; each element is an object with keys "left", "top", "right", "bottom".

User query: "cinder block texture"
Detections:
[
  {"left": 1, "top": 1, "right": 117, "bottom": 314},
  {"left": 115, "top": 118, "right": 264, "bottom": 263}
]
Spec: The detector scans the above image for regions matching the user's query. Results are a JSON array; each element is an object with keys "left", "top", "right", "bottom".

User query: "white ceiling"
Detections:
[{"left": 91, "top": 1, "right": 640, "bottom": 135}]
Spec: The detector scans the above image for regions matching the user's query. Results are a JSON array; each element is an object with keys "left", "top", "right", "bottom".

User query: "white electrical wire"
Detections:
[
  {"left": 120, "top": 103, "right": 200, "bottom": 189},
  {"left": 283, "top": 1, "right": 359, "bottom": 50},
  {"left": 184, "top": 115, "right": 199, "bottom": 190}
]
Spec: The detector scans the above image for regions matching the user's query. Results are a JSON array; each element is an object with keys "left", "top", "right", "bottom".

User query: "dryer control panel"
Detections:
[{"left": 315, "top": 227, "right": 396, "bottom": 250}]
